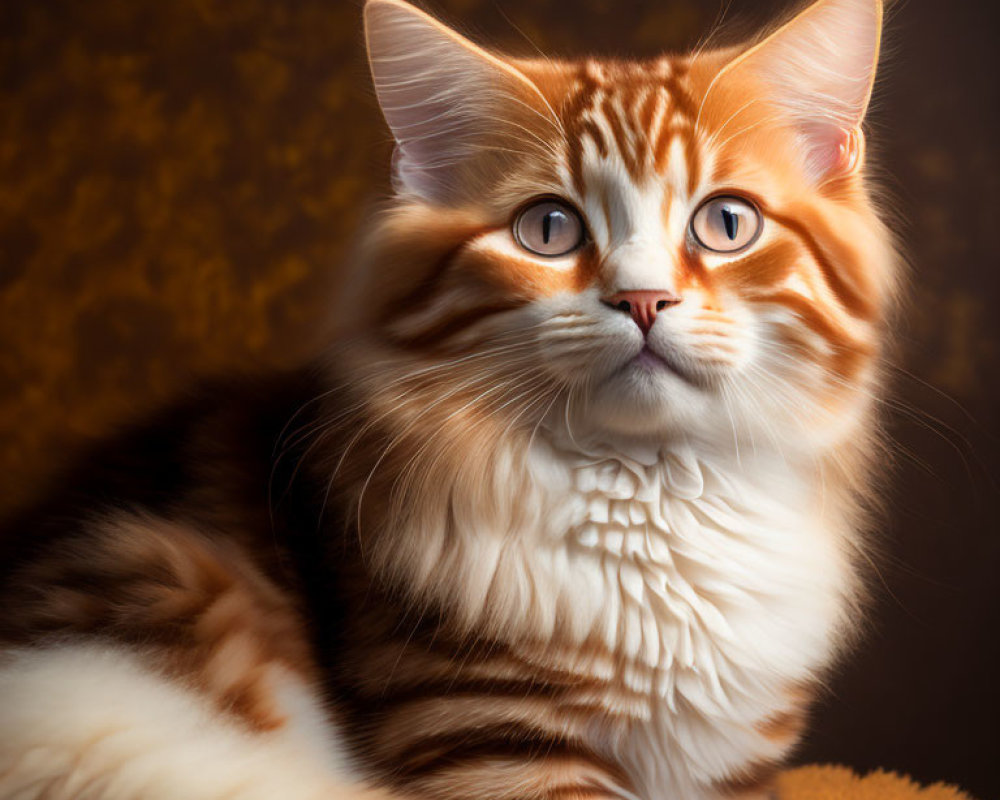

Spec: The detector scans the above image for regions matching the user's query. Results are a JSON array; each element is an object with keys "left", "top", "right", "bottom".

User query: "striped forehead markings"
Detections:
[{"left": 562, "top": 59, "right": 702, "bottom": 195}]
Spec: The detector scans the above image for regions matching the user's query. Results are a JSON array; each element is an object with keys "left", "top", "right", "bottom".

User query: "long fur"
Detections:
[{"left": 0, "top": 1, "right": 897, "bottom": 798}]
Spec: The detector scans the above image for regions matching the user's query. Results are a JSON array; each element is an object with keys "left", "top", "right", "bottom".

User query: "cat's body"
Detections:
[
  {"left": 0, "top": 1, "right": 896, "bottom": 799},
  {"left": 0, "top": 370, "right": 846, "bottom": 800}
]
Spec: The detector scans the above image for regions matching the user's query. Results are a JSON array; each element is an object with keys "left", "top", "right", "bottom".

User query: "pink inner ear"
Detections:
[
  {"left": 806, "top": 125, "right": 863, "bottom": 179},
  {"left": 834, "top": 127, "right": 863, "bottom": 174}
]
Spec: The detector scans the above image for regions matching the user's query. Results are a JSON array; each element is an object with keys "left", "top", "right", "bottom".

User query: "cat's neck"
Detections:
[{"left": 351, "top": 417, "right": 851, "bottom": 672}]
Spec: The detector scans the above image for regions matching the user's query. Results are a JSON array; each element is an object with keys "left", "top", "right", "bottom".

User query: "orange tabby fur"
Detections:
[{"left": 0, "top": 1, "right": 897, "bottom": 799}]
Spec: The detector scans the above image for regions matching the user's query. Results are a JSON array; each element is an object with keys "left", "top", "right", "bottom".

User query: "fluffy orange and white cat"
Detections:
[{"left": 0, "top": 0, "right": 897, "bottom": 798}]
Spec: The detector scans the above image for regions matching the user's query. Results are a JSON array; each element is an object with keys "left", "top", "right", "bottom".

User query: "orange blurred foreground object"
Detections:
[{"left": 778, "top": 765, "right": 975, "bottom": 800}]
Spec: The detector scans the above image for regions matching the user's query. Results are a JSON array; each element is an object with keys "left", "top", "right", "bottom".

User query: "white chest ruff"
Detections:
[
  {"left": 391, "top": 434, "right": 852, "bottom": 798},
  {"left": 516, "top": 438, "right": 849, "bottom": 798}
]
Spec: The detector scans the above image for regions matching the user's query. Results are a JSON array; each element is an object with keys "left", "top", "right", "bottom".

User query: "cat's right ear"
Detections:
[
  {"left": 364, "top": 0, "right": 557, "bottom": 204},
  {"left": 707, "top": 0, "right": 883, "bottom": 182}
]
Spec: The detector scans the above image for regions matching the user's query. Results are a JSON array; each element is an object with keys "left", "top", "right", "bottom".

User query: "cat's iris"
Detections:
[
  {"left": 691, "top": 196, "right": 762, "bottom": 253},
  {"left": 514, "top": 199, "right": 585, "bottom": 257}
]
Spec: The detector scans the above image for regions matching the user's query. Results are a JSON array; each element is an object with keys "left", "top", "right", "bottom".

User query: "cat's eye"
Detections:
[
  {"left": 514, "top": 199, "right": 585, "bottom": 258},
  {"left": 690, "top": 196, "right": 762, "bottom": 254}
]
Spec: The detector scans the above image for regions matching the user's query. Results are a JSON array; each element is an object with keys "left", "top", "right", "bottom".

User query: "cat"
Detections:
[{"left": 0, "top": 0, "right": 898, "bottom": 798}]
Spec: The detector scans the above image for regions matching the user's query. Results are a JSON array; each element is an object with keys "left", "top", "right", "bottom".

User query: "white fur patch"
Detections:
[
  {"left": 532, "top": 436, "right": 848, "bottom": 797},
  {"left": 0, "top": 643, "right": 375, "bottom": 800},
  {"left": 548, "top": 437, "right": 844, "bottom": 796}
]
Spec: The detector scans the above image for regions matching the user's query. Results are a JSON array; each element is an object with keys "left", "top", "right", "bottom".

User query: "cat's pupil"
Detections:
[
  {"left": 541, "top": 210, "right": 568, "bottom": 245},
  {"left": 722, "top": 207, "right": 739, "bottom": 240}
]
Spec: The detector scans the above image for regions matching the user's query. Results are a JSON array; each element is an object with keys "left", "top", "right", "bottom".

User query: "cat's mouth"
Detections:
[
  {"left": 632, "top": 345, "right": 671, "bottom": 371},
  {"left": 626, "top": 345, "right": 689, "bottom": 381}
]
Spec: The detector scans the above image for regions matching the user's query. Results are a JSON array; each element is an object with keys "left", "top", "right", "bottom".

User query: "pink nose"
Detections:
[{"left": 603, "top": 290, "right": 681, "bottom": 335}]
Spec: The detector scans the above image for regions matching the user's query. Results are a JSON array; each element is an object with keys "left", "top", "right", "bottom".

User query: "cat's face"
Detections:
[{"left": 348, "top": 0, "right": 895, "bottom": 452}]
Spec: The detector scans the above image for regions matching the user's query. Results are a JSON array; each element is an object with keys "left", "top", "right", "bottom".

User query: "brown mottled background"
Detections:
[{"left": 1, "top": 0, "right": 997, "bottom": 796}]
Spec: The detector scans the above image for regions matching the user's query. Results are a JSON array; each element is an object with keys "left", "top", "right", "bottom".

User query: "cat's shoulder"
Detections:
[{"left": 0, "top": 366, "right": 334, "bottom": 578}]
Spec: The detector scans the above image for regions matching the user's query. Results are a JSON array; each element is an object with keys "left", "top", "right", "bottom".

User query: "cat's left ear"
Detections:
[{"left": 713, "top": 0, "right": 883, "bottom": 180}]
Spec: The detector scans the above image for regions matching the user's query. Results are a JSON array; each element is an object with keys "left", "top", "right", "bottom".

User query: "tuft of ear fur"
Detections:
[
  {"left": 364, "top": 0, "right": 558, "bottom": 203},
  {"left": 715, "top": 0, "right": 882, "bottom": 180}
]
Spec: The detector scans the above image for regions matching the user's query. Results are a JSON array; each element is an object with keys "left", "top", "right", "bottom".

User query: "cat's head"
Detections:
[{"left": 337, "top": 0, "right": 896, "bottom": 457}]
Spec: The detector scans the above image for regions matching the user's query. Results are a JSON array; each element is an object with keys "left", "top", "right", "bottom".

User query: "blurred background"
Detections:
[{"left": 1, "top": 0, "right": 997, "bottom": 796}]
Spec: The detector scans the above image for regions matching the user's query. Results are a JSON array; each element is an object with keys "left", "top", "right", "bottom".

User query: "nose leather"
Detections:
[{"left": 603, "top": 290, "right": 681, "bottom": 335}]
